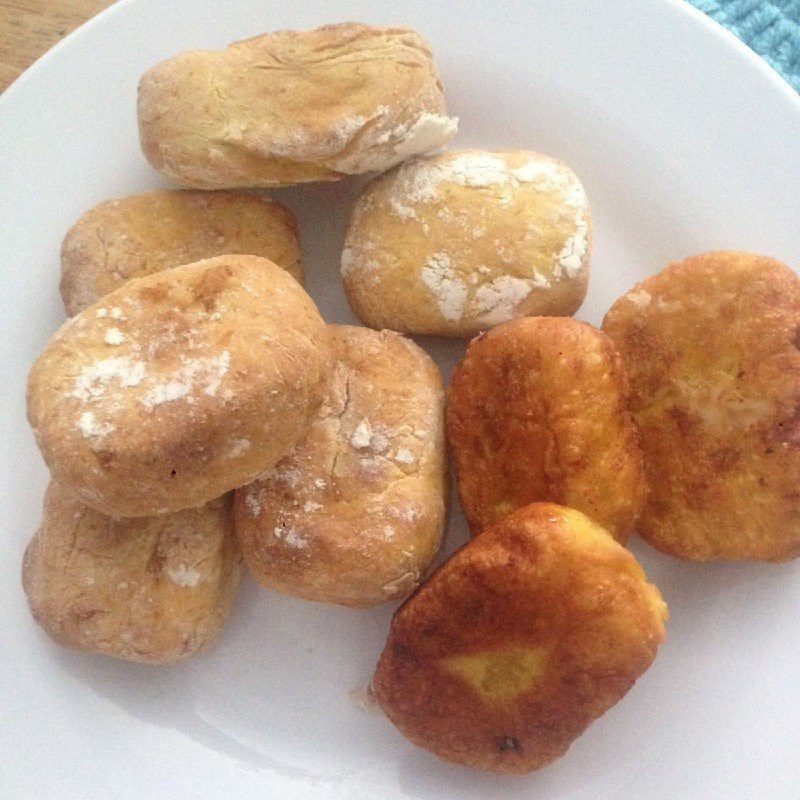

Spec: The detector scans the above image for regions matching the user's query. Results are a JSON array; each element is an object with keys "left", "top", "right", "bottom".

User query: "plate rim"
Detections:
[
  {"left": 1, "top": 1, "right": 799, "bottom": 797},
  {"left": 1, "top": 0, "right": 799, "bottom": 119}
]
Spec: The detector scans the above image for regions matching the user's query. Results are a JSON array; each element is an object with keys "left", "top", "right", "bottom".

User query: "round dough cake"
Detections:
[
  {"left": 342, "top": 150, "right": 590, "bottom": 337},
  {"left": 27, "top": 255, "right": 331, "bottom": 517},
  {"left": 372, "top": 503, "right": 667, "bottom": 774},
  {"left": 234, "top": 325, "right": 446, "bottom": 607},
  {"left": 447, "top": 317, "right": 646, "bottom": 542},
  {"left": 61, "top": 189, "right": 303, "bottom": 315},
  {"left": 22, "top": 482, "right": 241, "bottom": 664},
  {"left": 138, "top": 23, "right": 458, "bottom": 189},
  {"left": 603, "top": 250, "right": 800, "bottom": 561}
]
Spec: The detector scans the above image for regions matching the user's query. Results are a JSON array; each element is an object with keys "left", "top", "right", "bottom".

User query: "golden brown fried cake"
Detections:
[
  {"left": 372, "top": 503, "right": 667, "bottom": 773},
  {"left": 234, "top": 325, "right": 447, "bottom": 607},
  {"left": 603, "top": 250, "right": 800, "bottom": 561},
  {"left": 60, "top": 189, "right": 303, "bottom": 315},
  {"left": 22, "top": 483, "right": 241, "bottom": 664},
  {"left": 446, "top": 317, "right": 646, "bottom": 542},
  {"left": 137, "top": 23, "right": 457, "bottom": 189},
  {"left": 27, "top": 255, "right": 331, "bottom": 517},
  {"left": 342, "top": 150, "right": 590, "bottom": 337}
]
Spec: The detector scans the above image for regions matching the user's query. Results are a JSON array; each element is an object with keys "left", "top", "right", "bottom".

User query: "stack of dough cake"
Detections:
[
  {"left": 21, "top": 19, "right": 704, "bottom": 780},
  {"left": 24, "top": 23, "right": 460, "bottom": 662}
]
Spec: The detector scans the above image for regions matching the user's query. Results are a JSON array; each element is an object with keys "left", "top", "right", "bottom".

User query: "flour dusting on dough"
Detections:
[
  {"left": 76, "top": 411, "right": 114, "bottom": 439},
  {"left": 472, "top": 276, "right": 533, "bottom": 326},
  {"left": 420, "top": 252, "right": 467, "bottom": 321},
  {"left": 554, "top": 210, "right": 588, "bottom": 279},
  {"left": 71, "top": 357, "right": 146, "bottom": 401},
  {"left": 167, "top": 563, "right": 201, "bottom": 587}
]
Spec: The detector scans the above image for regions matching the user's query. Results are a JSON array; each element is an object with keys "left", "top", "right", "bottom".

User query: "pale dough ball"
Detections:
[
  {"left": 342, "top": 150, "right": 591, "bottom": 337},
  {"left": 23, "top": 483, "right": 241, "bottom": 664},
  {"left": 234, "top": 325, "right": 447, "bottom": 607},
  {"left": 27, "top": 255, "right": 331, "bottom": 517},
  {"left": 60, "top": 189, "right": 303, "bottom": 315},
  {"left": 138, "top": 23, "right": 458, "bottom": 189}
]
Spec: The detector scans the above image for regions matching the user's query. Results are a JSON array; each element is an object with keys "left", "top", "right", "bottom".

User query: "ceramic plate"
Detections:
[{"left": 2, "top": 0, "right": 799, "bottom": 797}]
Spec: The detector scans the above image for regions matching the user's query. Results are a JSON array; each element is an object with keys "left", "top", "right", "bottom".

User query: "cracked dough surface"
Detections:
[
  {"left": 233, "top": 325, "right": 446, "bottom": 607},
  {"left": 22, "top": 483, "right": 241, "bottom": 664},
  {"left": 137, "top": 23, "right": 457, "bottom": 188},
  {"left": 342, "top": 150, "right": 590, "bottom": 337},
  {"left": 60, "top": 189, "right": 303, "bottom": 315}
]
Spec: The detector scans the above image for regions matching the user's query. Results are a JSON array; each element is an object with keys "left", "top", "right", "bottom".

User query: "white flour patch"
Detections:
[
  {"left": 244, "top": 486, "right": 262, "bottom": 518},
  {"left": 103, "top": 327, "right": 123, "bottom": 345},
  {"left": 142, "top": 350, "right": 232, "bottom": 409},
  {"left": 340, "top": 248, "right": 356, "bottom": 276},
  {"left": 554, "top": 211, "right": 588, "bottom": 279},
  {"left": 389, "top": 198, "right": 417, "bottom": 220},
  {"left": 391, "top": 113, "right": 458, "bottom": 161},
  {"left": 390, "top": 505, "right": 420, "bottom": 523},
  {"left": 626, "top": 289, "right": 651, "bottom": 308},
  {"left": 472, "top": 276, "right": 533, "bottom": 326},
  {"left": 351, "top": 420, "right": 373, "bottom": 449},
  {"left": 166, "top": 564, "right": 201, "bottom": 587},
  {"left": 275, "top": 525, "right": 307, "bottom": 549},
  {"left": 332, "top": 114, "right": 366, "bottom": 143},
  {"left": 396, "top": 152, "right": 510, "bottom": 205},
  {"left": 420, "top": 252, "right": 467, "bottom": 321},
  {"left": 141, "top": 381, "right": 188, "bottom": 408},
  {"left": 387, "top": 154, "right": 588, "bottom": 241},
  {"left": 368, "top": 428, "right": 390, "bottom": 453},
  {"left": 71, "top": 357, "right": 146, "bottom": 401},
  {"left": 341, "top": 248, "right": 381, "bottom": 278},
  {"left": 76, "top": 411, "right": 114, "bottom": 439},
  {"left": 532, "top": 271, "right": 550, "bottom": 288},
  {"left": 394, "top": 448, "right": 415, "bottom": 464},
  {"left": 227, "top": 438, "right": 251, "bottom": 458}
]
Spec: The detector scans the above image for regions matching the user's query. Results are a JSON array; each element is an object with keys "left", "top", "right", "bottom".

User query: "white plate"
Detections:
[{"left": 2, "top": 0, "right": 799, "bottom": 797}]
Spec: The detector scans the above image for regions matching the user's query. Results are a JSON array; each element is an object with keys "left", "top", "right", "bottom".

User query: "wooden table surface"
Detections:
[{"left": 0, "top": 0, "right": 112, "bottom": 91}]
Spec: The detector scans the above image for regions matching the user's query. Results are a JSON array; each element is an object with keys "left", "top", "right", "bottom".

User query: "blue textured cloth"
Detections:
[{"left": 688, "top": 0, "right": 800, "bottom": 91}]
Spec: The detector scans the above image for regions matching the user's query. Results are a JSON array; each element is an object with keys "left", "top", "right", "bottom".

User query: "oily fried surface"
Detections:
[
  {"left": 372, "top": 503, "right": 667, "bottom": 774},
  {"left": 603, "top": 250, "right": 800, "bottom": 561},
  {"left": 234, "top": 326, "right": 447, "bottom": 607},
  {"left": 22, "top": 483, "right": 241, "bottom": 664},
  {"left": 446, "top": 317, "right": 646, "bottom": 542},
  {"left": 60, "top": 189, "right": 303, "bottom": 315}
]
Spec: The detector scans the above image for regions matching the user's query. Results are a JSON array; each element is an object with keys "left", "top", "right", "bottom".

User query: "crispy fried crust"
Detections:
[
  {"left": 446, "top": 317, "right": 646, "bottom": 542},
  {"left": 137, "top": 23, "right": 457, "bottom": 188},
  {"left": 372, "top": 503, "right": 667, "bottom": 773},
  {"left": 342, "top": 150, "right": 590, "bottom": 337},
  {"left": 602, "top": 250, "right": 800, "bottom": 561},
  {"left": 233, "top": 326, "right": 447, "bottom": 606},
  {"left": 60, "top": 189, "right": 303, "bottom": 315},
  {"left": 27, "top": 255, "right": 331, "bottom": 517},
  {"left": 22, "top": 483, "right": 241, "bottom": 664}
]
